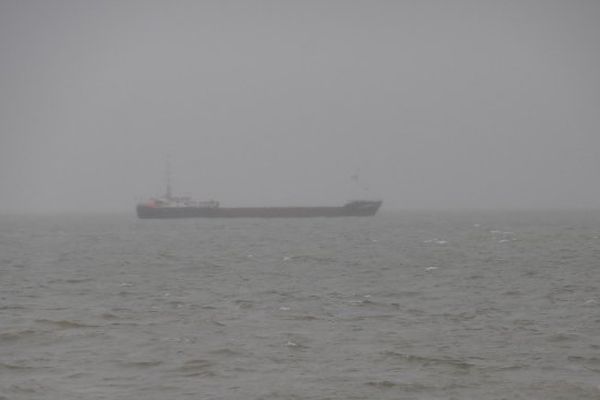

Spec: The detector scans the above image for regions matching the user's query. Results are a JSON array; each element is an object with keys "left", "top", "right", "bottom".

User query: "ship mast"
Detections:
[{"left": 165, "top": 157, "right": 172, "bottom": 200}]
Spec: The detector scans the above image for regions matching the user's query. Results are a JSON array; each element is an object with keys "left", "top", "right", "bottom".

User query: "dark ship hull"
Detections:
[{"left": 136, "top": 200, "right": 382, "bottom": 219}]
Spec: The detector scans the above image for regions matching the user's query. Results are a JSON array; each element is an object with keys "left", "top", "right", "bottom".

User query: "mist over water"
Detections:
[
  {"left": 1, "top": 1, "right": 600, "bottom": 212},
  {"left": 2, "top": 211, "right": 600, "bottom": 399}
]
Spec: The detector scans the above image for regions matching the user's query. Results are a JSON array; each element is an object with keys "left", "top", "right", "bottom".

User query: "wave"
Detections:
[
  {"left": 0, "top": 362, "right": 36, "bottom": 371},
  {"left": 174, "top": 359, "right": 218, "bottom": 377},
  {"left": 380, "top": 351, "right": 475, "bottom": 370},
  {"left": 34, "top": 319, "right": 98, "bottom": 329},
  {"left": 365, "top": 380, "right": 430, "bottom": 391},
  {"left": 0, "top": 329, "right": 39, "bottom": 342},
  {"left": 119, "top": 360, "right": 163, "bottom": 368}
]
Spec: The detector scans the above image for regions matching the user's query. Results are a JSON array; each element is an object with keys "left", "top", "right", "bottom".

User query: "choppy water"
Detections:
[{"left": 1, "top": 210, "right": 599, "bottom": 399}]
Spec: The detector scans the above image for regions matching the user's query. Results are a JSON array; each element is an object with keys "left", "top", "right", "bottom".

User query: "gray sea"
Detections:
[{"left": 1, "top": 210, "right": 599, "bottom": 399}]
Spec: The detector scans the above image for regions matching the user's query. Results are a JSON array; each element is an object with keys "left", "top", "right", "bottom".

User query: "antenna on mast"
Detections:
[
  {"left": 165, "top": 156, "right": 172, "bottom": 199},
  {"left": 350, "top": 168, "right": 370, "bottom": 193}
]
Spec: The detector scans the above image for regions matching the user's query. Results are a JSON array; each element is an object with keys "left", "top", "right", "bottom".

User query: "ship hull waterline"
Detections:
[{"left": 136, "top": 201, "right": 382, "bottom": 219}]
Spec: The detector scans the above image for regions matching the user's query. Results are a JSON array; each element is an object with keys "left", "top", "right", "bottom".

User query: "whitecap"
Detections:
[{"left": 424, "top": 239, "right": 446, "bottom": 244}]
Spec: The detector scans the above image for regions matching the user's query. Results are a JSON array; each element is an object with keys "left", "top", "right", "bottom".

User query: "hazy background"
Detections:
[{"left": 1, "top": 0, "right": 599, "bottom": 213}]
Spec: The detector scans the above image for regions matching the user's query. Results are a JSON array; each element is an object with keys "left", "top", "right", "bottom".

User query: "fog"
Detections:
[{"left": 1, "top": 0, "right": 599, "bottom": 213}]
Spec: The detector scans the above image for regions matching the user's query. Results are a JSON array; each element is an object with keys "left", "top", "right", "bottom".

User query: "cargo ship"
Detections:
[
  {"left": 136, "top": 198, "right": 382, "bottom": 219},
  {"left": 136, "top": 166, "right": 382, "bottom": 219}
]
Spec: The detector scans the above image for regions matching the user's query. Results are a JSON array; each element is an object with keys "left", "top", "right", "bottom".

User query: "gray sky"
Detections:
[{"left": 1, "top": 0, "right": 600, "bottom": 212}]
